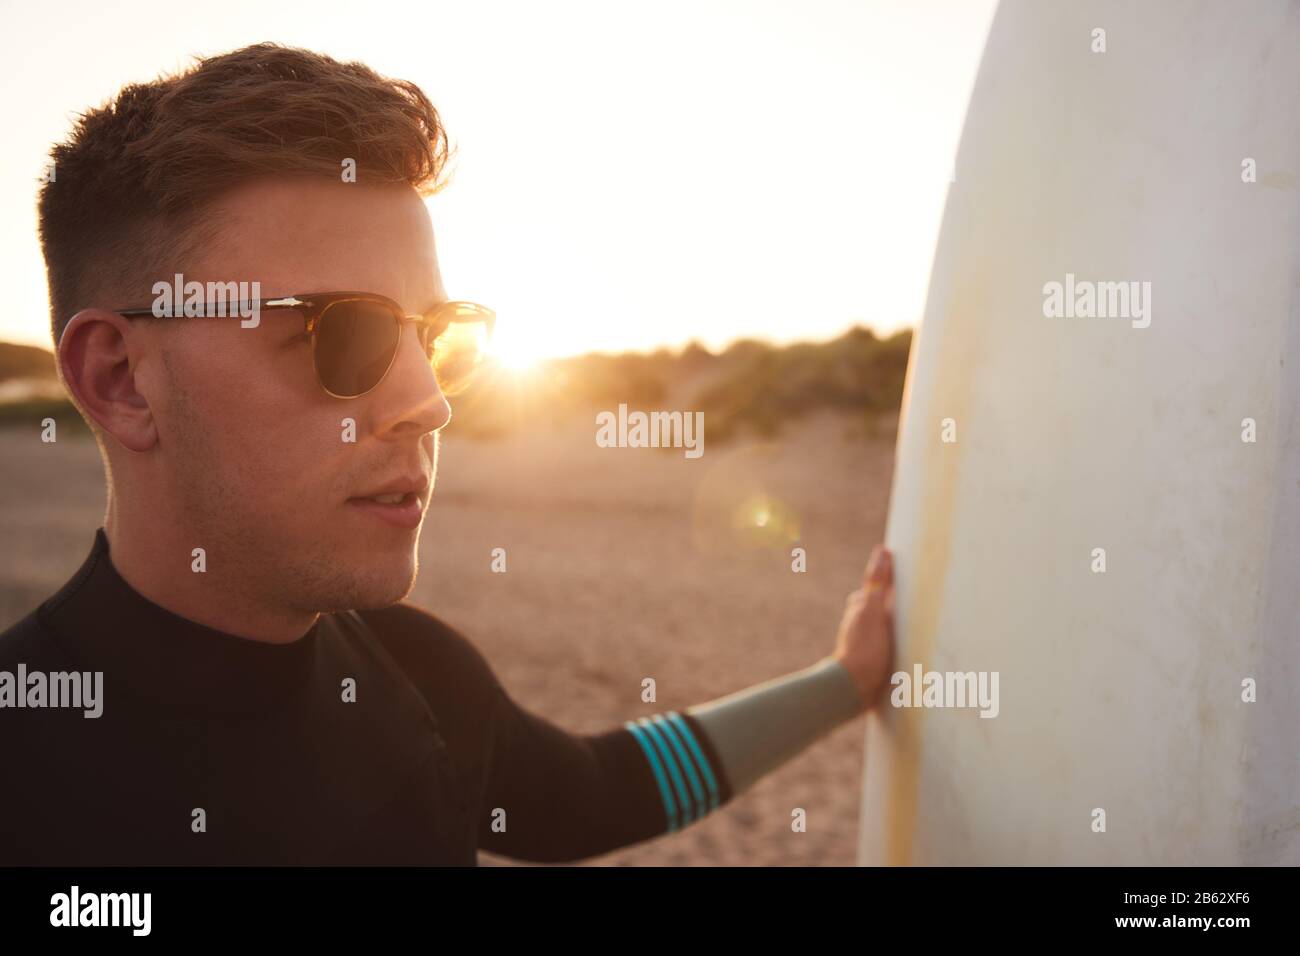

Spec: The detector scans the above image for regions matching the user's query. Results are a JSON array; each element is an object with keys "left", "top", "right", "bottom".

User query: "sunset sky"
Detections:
[{"left": 0, "top": 0, "right": 996, "bottom": 365}]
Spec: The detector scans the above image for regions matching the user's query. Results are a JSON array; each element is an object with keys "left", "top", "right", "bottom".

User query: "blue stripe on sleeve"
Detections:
[
  {"left": 635, "top": 717, "right": 695, "bottom": 826},
  {"left": 665, "top": 711, "right": 721, "bottom": 812},
  {"left": 624, "top": 720, "right": 679, "bottom": 832},
  {"left": 649, "top": 713, "right": 708, "bottom": 819}
]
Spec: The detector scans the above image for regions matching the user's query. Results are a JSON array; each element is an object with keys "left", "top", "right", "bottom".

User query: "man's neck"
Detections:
[{"left": 103, "top": 508, "right": 319, "bottom": 645}]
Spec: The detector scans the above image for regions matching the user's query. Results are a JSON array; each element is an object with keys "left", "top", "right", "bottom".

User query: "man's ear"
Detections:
[{"left": 57, "top": 309, "right": 159, "bottom": 453}]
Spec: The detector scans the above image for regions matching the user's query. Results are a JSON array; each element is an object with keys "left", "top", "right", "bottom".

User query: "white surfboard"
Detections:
[{"left": 858, "top": 0, "right": 1299, "bottom": 865}]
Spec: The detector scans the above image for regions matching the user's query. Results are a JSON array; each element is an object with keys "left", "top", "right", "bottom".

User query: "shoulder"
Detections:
[
  {"left": 353, "top": 603, "right": 507, "bottom": 777},
  {"left": 0, "top": 606, "right": 56, "bottom": 667},
  {"left": 354, "top": 602, "right": 504, "bottom": 703}
]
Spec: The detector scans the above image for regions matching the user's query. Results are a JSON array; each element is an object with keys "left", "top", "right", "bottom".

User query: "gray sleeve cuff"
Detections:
[{"left": 682, "top": 657, "right": 866, "bottom": 797}]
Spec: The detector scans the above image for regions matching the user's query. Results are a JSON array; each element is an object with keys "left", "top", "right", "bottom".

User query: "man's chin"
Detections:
[
  {"left": 291, "top": 520, "right": 421, "bottom": 611},
  {"left": 305, "top": 551, "right": 417, "bottom": 613},
  {"left": 348, "top": 560, "right": 418, "bottom": 610}
]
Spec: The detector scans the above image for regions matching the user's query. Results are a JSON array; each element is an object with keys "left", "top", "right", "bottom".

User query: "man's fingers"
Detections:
[
  {"left": 862, "top": 544, "right": 883, "bottom": 589},
  {"left": 863, "top": 545, "right": 893, "bottom": 593}
]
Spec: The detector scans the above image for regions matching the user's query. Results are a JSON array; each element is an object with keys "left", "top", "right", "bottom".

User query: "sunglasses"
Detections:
[{"left": 115, "top": 291, "right": 495, "bottom": 399}]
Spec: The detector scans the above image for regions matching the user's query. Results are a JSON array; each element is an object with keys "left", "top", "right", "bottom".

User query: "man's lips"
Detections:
[
  {"left": 350, "top": 475, "right": 430, "bottom": 504},
  {"left": 346, "top": 475, "right": 430, "bottom": 529}
]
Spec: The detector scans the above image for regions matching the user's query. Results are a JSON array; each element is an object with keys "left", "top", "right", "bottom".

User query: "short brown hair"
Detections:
[{"left": 38, "top": 43, "right": 452, "bottom": 344}]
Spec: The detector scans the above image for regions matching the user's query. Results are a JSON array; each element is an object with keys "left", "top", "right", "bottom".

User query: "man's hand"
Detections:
[{"left": 831, "top": 545, "right": 896, "bottom": 711}]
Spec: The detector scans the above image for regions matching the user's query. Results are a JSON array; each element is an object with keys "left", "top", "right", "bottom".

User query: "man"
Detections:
[{"left": 0, "top": 43, "right": 895, "bottom": 865}]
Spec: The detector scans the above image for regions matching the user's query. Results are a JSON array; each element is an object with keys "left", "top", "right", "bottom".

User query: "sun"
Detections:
[{"left": 487, "top": 330, "right": 545, "bottom": 373}]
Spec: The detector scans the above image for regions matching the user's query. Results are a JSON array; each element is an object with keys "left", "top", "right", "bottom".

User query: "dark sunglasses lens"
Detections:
[{"left": 315, "top": 301, "right": 400, "bottom": 396}]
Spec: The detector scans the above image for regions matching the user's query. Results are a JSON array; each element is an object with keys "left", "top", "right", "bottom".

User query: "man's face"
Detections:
[{"left": 143, "top": 178, "right": 450, "bottom": 614}]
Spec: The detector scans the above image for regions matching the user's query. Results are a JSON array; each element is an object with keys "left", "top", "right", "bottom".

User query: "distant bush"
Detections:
[
  {"left": 0, "top": 342, "right": 56, "bottom": 382},
  {"left": 445, "top": 351, "right": 671, "bottom": 438},
  {"left": 0, "top": 397, "right": 90, "bottom": 436},
  {"left": 695, "top": 327, "right": 911, "bottom": 442},
  {"left": 444, "top": 329, "right": 910, "bottom": 442}
]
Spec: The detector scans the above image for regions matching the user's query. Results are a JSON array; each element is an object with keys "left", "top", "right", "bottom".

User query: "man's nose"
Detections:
[{"left": 370, "top": 323, "right": 452, "bottom": 437}]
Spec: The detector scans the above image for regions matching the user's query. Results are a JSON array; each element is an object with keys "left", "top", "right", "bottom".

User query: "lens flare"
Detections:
[{"left": 692, "top": 444, "right": 802, "bottom": 558}]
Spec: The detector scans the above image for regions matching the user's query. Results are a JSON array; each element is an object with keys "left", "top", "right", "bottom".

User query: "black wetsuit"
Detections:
[{"left": 0, "top": 529, "right": 733, "bottom": 865}]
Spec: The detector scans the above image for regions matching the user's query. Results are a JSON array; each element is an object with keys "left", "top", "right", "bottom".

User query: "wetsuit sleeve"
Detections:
[
  {"left": 477, "top": 683, "right": 735, "bottom": 862},
  {"left": 683, "top": 657, "right": 866, "bottom": 795}
]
